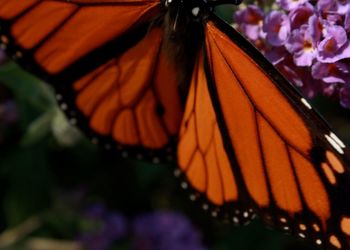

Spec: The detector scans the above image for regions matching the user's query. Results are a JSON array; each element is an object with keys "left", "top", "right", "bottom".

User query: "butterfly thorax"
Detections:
[
  {"left": 160, "top": 0, "right": 208, "bottom": 94},
  {"left": 160, "top": 0, "right": 241, "bottom": 94}
]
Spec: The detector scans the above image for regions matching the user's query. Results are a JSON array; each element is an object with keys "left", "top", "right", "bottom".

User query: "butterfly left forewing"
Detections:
[
  {"left": 0, "top": 0, "right": 184, "bottom": 162},
  {"left": 201, "top": 14, "right": 350, "bottom": 249}
]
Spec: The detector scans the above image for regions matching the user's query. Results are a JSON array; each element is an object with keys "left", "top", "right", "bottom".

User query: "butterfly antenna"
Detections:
[{"left": 172, "top": 0, "right": 182, "bottom": 32}]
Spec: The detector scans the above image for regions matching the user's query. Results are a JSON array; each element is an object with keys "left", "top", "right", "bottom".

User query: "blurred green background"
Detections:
[{"left": 0, "top": 6, "right": 349, "bottom": 250}]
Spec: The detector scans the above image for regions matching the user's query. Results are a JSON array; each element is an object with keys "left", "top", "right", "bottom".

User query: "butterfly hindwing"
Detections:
[
  {"left": 0, "top": 0, "right": 183, "bottom": 161},
  {"left": 176, "top": 51, "right": 256, "bottom": 224}
]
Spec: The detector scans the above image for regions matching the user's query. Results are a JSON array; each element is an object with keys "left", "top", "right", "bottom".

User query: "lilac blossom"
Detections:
[
  {"left": 309, "top": 15, "right": 323, "bottom": 42},
  {"left": 277, "top": 0, "right": 309, "bottom": 11},
  {"left": 78, "top": 203, "right": 128, "bottom": 250},
  {"left": 317, "top": 25, "right": 350, "bottom": 63},
  {"left": 263, "top": 11, "right": 291, "bottom": 46},
  {"left": 132, "top": 211, "right": 207, "bottom": 250},
  {"left": 345, "top": 12, "right": 350, "bottom": 31},
  {"left": 286, "top": 25, "right": 317, "bottom": 66},
  {"left": 234, "top": 0, "right": 350, "bottom": 108},
  {"left": 0, "top": 100, "right": 18, "bottom": 124},
  {"left": 312, "top": 62, "right": 350, "bottom": 83},
  {"left": 0, "top": 49, "right": 7, "bottom": 64},
  {"left": 340, "top": 86, "right": 350, "bottom": 108},
  {"left": 235, "top": 5, "right": 264, "bottom": 41},
  {"left": 288, "top": 3, "right": 314, "bottom": 29}
]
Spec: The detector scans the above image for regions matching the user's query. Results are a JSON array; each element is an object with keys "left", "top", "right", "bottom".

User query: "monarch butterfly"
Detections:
[{"left": 0, "top": 0, "right": 350, "bottom": 249}]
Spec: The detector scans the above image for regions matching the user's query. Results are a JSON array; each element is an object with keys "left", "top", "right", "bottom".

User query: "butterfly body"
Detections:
[{"left": 1, "top": 1, "right": 350, "bottom": 249}]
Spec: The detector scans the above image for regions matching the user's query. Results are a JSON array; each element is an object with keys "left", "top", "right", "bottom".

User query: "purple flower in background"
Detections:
[
  {"left": 234, "top": 0, "right": 350, "bottom": 109},
  {"left": 288, "top": 3, "right": 314, "bottom": 29},
  {"left": 312, "top": 61, "right": 349, "bottom": 83},
  {"left": 309, "top": 15, "right": 323, "bottom": 42},
  {"left": 83, "top": 203, "right": 107, "bottom": 220},
  {"left": 277, "top": 0, "right": 309, "bottom": 11},
  {"left": 317, "top": 0, "right": 337, "bottom": 13},
  {"left": 317, "top": 0, "right": 350, "bottom": 15},
  {"left": 340, "top": 85, "right": 350, "bottom": 108},
  {"left": 0, "top": 49, "right": 7, "bottom": 65},
  {"left": 286, "top": 24, "right": 317, "bottom": 66},
  {"left": 133, "top": 211, "right": 207, "bottom": 250},
  {"left": 317, "top": 24, "right": 350, "bottom": 63},
  {"left": 336, "top": 0, "right": 350, "bottom": 14},
  {"left": 103, "top": 213, "right": 128, "bottom": 240},
  {"left": 276, "top": 58, "right": 305, "bottom": 87},
  {"left": 265, "top": 46, "right": 289, "bottom": 65},
  {"left": 78, "top": 204, "right": 127, "bottom": 250},
  {"left": 345, "top": 12, "right": 350, "bottom": 31},
  {"left": 235, "top": 5, "right": 264, "bottom": 41},
  {"left": 263, "top": 11, "right": 291, "bottom": 46},
  {"left": 0, "top": 100, "right": 18, "bottom": 124}
]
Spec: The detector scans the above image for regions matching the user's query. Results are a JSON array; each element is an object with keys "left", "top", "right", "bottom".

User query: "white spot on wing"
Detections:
[
  {"left": 299, "top": 233, "right": 306, "bottom": 238},
  {"left": 301, "top": 98, "right": 312, "bottom": 109},
  {"left": 325, "top": 134, "right": 344, "bottom": 154},
  {"left": 192, "top": 7, "right": 200, "bottom": 16},
  {"left": 189, "top": 194, "right": 196, "bottom": 201},
  {"left": 174, "top": 169, "right": 181, "bottom": 177},
  {"left": 330, "top": 132, "right": 346, "bottom": 148},
  {"left": 181, "top": 182, "right": 188, "bottom": 189}
]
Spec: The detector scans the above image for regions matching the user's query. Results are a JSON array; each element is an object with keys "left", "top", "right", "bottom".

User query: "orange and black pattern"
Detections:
[
  {"left": 0, "top": 0, "right": 183, "bottom": 161},
  {"left": 1, "top": 1, "right": 350, "bottom": 249}
]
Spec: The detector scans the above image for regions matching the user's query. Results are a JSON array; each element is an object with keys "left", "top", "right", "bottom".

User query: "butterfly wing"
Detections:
[
  {"left": 177, "top": 13, "right": 350, "bottom": 249},
  {"left": 0, "top": 0, "right": 183, "bottom": 161}
]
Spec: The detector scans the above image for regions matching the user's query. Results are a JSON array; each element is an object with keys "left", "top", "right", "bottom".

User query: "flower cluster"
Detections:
[
  {"left": 78, "top": 203, "right": 128, "bottom": 250},
  {"left": 0, "top": 84, "right": 19, "bottom": 145},
  {"left": 133, "top": 212, "right": 207, "bottom": 250},
  {"left": 78, "top": 204, "right": 207, "bottom": 250},
  {"left": 235, "top": 0, "right": 350, "bottom": 108}
]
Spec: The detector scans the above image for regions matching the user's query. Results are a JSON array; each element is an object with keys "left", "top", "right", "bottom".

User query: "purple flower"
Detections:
[
  {"left": 277, "top": 0, "right": 309, "bottom": 11},
  {"left": 317, "top": 25, "right": 350, "bottom": 63},
  {"left": 340, "top": 85, "right": 350, "bottom": 108},
  {"left": 235, "top": 5, "right": 265, "bottom": 41},
  {"left": 336, "top": 0, "right": 350, "bottom": 15},
  {"left": 265, "top": 46, "right": 289, "bottom": 65},
  {"left": 308, "top": 14, "right": 323, "bottom": 42},
  {"left": 317, "top": 0, "right": 350, "bottom": 15},
  {"left": 133, "top": 211, "right": 207, "bottom": 250},
  {"left": 277, "top": 61, "right": 304, "bottom": 87},
  {"left": 78, "top": 204, "right": 128, "bottom": 250},
  {"left": 0, "top": 49, "right": 7, "bottom": 65},
  {"left": 78, "top": 233, "right": 112, "bottom": 250},
  {"left": 317, "top": 0, "right": 336, "bottom": 13},
  {"left": 286, "top": 24, "right": 317, "bottom": 66},
  {"left": 263, "top": 11, "right": 291, "bottom": 46},
  {"left": 288, "top": 3, "right": 314, "bottom": 29},
  {"left": 103, "top": 213, "right": 128, "bottom": 240},
  {"left": 83, "top": 203, "right": 107, "bottom": 220},
  {"left": 0, "top": 100, "right": 18, "bottom": 124},
  {"left": 312, "top": 61, "right": 349, "bottom": 83},
  {"left": 344, "top": 12, "right": 350, "bottom": 32}
]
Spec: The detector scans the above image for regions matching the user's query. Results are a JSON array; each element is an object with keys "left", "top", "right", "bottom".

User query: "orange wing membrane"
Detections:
[
  {"left": 177, "top": 52, "right": 255, "bottom": 224},
  {"left": 72, "top": 28, "right": 182, "bottom": 157},
  {"left": 191, "top": 16, "right": 350, "bottom": 250},
  {"left": 0, "top": 0, "right": 183, "bottom": 161}
]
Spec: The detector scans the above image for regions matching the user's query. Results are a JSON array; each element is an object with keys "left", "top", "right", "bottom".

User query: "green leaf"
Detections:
[{"left": 20, "top": 108, "right": 56, "bottom": 147}]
